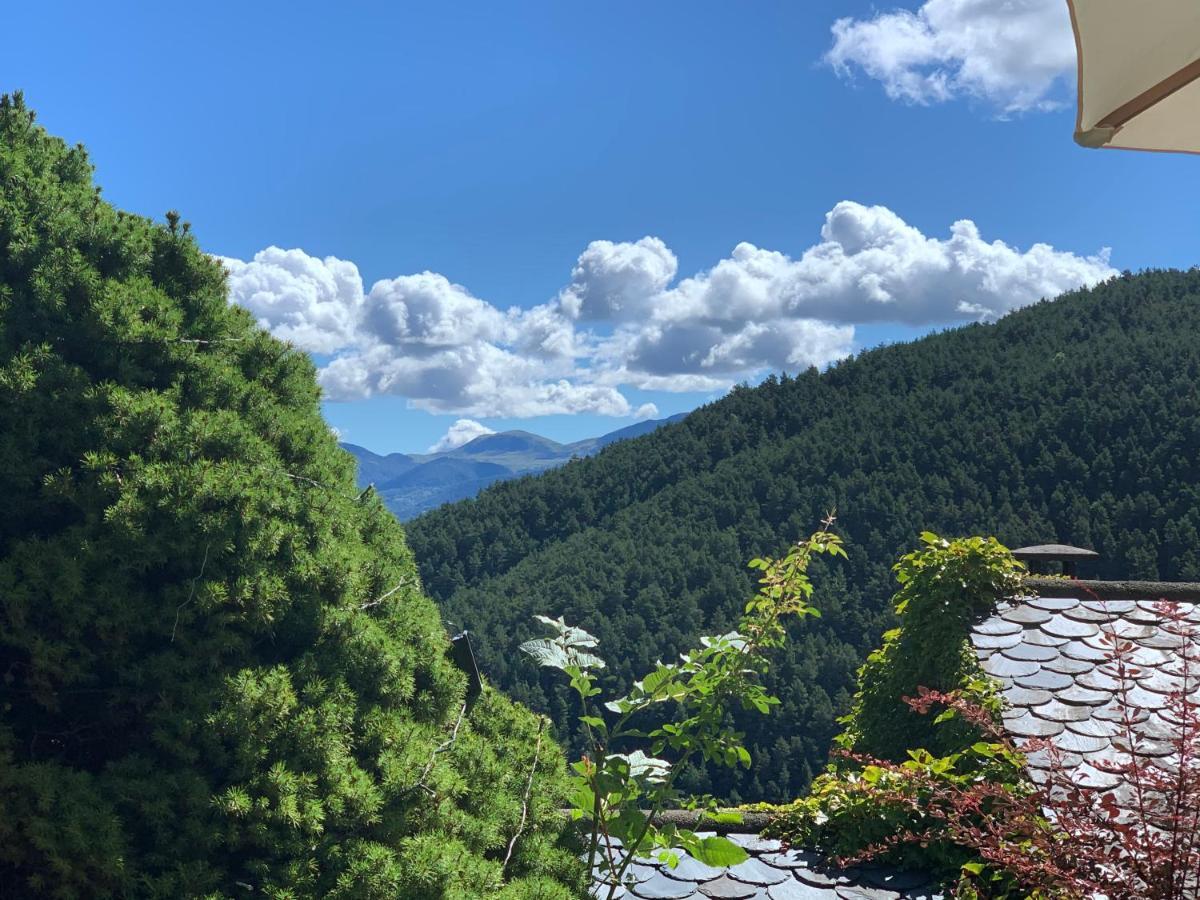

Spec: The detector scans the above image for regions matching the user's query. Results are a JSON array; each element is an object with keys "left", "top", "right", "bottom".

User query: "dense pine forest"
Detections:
[{"left": 408, "top": 269, "right": 1200, "bottom": 803}]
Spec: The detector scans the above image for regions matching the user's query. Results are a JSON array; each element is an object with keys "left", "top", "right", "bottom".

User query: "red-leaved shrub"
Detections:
[{"left": 803, "top": 600, "right": 1200, "bottom": 899}]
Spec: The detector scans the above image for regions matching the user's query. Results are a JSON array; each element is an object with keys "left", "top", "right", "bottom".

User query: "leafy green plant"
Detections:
[
  {"left": 757, "top": 534, "right": 1032, "bottom": 893},
  {"left": 764, "top": 537, "right": 1200, "bottom": 898},
  {"left": 521, "top": 525, "right": 846, "bottom": 897},
  {"left": 765, "top": 689, "right": 1040, "bottom": 892},
  {"left": 838, "top": 533, "right": 1025, "bottom": 760}
]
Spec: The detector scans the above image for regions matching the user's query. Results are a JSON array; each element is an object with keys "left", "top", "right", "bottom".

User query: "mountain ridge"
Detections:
[{"left": 343, "top": 413, "right": 687, "bottom": 519}]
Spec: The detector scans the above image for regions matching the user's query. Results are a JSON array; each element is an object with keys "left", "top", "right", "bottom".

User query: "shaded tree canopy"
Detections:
[
  {"left": 0, "top": 93, "right": 580, "bottom": 899},
  {"left": 409, "top": 266, "right": 1200, "bottom": 803}
]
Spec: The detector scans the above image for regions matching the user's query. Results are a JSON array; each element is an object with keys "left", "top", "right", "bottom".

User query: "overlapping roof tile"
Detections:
[
  {"left": 976, "top": 586, "right": 1200, "bottom": 807},
  {"left": 589, "top": 835, "right": 944, "bottom": 900}
]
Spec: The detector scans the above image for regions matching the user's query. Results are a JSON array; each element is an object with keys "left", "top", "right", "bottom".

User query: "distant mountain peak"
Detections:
[
  {"left": 454, "top": 430, "right": 565, "bottom": 457},
  {"left": 341, "top": 414, "right": 685, "bottom": 519}
]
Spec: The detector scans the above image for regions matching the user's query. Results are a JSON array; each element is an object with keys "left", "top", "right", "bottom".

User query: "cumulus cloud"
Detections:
[
  {"left": 826, "top": 0, "right": 1077, "bottom": 113},
  {"left": 363, "top": 272, "right": 509, "bottom": 349},
  {"left": 511, "top": 302, "right": 579, "bottom": 360},
  {"left": 632, "top": 403, "right": 659, "bottom": 420},
  {"left": 559, "top": 237, "right": 678, "bottom": 321},
  {"left": 319, "top": 342, "right": 635, "bottom": 417},
  {"left": 222, "top": 247, "right": 363, "bottom": 353},
  {"left": 428, "top": 419, "right": 496, "bottom": 453},
  {"left": 223, "top": 201, "right": 1114, "bottom": 418},
  {"left": 583, "top": 202, "right": 1111, "bottom": 391},
  {"left": 601, "top": 318, "right": 855, "bottom": 391},
  {"left": 783, "top": 202, "right": 1115, "bottom": 324}
]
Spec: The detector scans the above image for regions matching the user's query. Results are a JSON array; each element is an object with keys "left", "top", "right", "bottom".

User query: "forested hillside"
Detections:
[{"left": 408, "top": 269, "right": 1200, "bottom": 803}]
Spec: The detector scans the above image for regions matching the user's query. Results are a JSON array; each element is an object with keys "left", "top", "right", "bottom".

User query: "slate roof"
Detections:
[
  {"left": 588, "top": 578, "right": 1200, "bottom": 898},
  {"left": 974, "top": 579, "right": 1200, "bottom": 806},
  {"left": 590, "top": 831, "right": 943, "bottom": 900}
]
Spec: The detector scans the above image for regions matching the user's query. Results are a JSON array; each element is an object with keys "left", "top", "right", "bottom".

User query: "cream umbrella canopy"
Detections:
[{"left": 1069, "top": 0, "right": 1200, "bottom": 153}]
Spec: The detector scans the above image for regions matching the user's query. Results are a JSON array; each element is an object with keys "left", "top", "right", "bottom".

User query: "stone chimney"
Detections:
[{"left": 1011, "top": 543, "right": 1099, "bottom": 578}]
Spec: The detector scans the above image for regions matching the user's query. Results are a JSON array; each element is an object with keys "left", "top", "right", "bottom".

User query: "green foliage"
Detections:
[
  {"left": 523, "top": 530, "right": 845, "bottom": 897},
  {"left": 766, "top": 615, "right": 1200, "bottom": 898},
  {"left": 402, "top": 268, "right": 1200, "bottom": 800},
  {"left": 762, "top": 731, "right": 1034, "bottom": 885},
  {"left": 0, "top": 92, "right": 582, "bottom": 898},
  {"left": 758, "top": 537, "right": 1040, "bottom": 895},
  {"left": 838, "top": 534, "right": 1024, "bottom": 760}
]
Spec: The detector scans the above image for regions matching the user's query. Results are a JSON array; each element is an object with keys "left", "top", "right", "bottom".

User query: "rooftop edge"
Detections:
[{"left": 1023, "top": 576, "right": 1200, "bottom": 603}]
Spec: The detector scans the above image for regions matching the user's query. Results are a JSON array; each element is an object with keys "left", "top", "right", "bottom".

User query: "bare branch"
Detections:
[
  {"left": 405, "top": 700, "right": 470, "bottom": 798},
  {"left": 171, "top": 543, "right": 211, "bottom": 643},
  {"left": 503, "top": 717, "right": 547, "bottom": 873},
  {"left": 360, "top": 576, "right": 416, "bottom": 611}
]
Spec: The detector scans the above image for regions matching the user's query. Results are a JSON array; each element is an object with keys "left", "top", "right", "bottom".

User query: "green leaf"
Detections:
[
  {"left": 532, "top": 614, "right": 600, "bottom": 648},
  {"left": 519, "top": 637, "right": 606, "bottom": 671},
  {"left": 607, "top": 750, "right": 671, "bottom": 784},
  {"left": 569, "top": 783, "right": 595, "bottom": 815},
  {"left": 689, "top": 836, "right": 749, "bottom": 868},
  {"left": 519, "top": 638, "right": 569, "bottom": 669},
  {"left": 639, "top": 666, "right": 674, "bottom": 697},
  {"left": 609, "top": 807, "right": 648, "bottom": 844}
]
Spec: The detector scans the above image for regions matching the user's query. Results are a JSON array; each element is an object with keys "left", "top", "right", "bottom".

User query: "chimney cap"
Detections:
[{"left": 1012, "top": 543, "right": 1100, "bottom": 562}]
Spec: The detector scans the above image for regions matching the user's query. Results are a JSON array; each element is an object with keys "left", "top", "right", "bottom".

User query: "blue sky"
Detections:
[{"left": 7, "top": 1, "right": 1199, "bottom": 453}]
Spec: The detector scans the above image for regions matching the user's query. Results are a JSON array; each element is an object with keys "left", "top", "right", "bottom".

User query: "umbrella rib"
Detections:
[{"left": 1097, "top": 55, "right": 1200, "bottom": 131}]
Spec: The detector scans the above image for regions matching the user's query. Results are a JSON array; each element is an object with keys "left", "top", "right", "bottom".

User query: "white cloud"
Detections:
[
  {"left": 221, "top": 247, "right": 363, "bottom": 353},
  {"left": 559, "top": 237, "right": 678, "bottom": 321},
  {"left": 317, "top": 341, "right": 636, "bottom": 418},
  {"left": 781, "top": 201, "right": 1115, "bottom": 324},
  {"left": 317, "top": 271, "right": 599, "bottom": 416},
  {"left": 581, "top": 202, "right": 1111, "bottom": 390},
  {"left": 428, "top": 418, "right": 496, "bottom": 453},
  {"left": 633, "top": 403, "right": 659, "bottom": 421},
  {"left": 512, "top": 302, "right": 579, "bottom": 360},
  {"left": 223, "top": 201, "right": 1114, "bottom": 418},
  {"left": 601, "top": 318, "right": 855, "bottom": 388},
  {"left": 363, "top": 272, "right": 509, "bottom": 348},
  {"left": 826, "top": 0, "right": 1077, "bottom": 113}
]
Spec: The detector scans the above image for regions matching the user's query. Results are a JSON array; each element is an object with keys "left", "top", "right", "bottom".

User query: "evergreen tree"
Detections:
[{"left": 0, "top": 93, "right": 581, "bottom": 899}]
